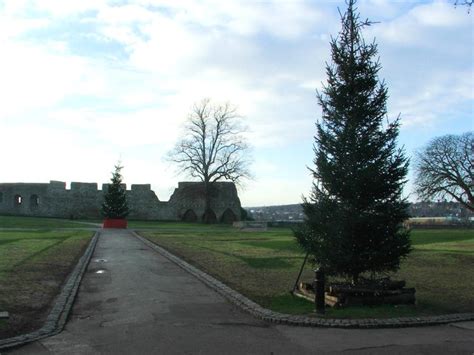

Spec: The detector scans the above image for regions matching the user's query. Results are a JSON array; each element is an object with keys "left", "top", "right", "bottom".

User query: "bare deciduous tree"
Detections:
[
  {"left": 415, "top": 132, "right": 473, "bottom": 211},
  {"left": 454, "top": 0, "right": 473, "bottom": 12},
  {"left": 168, "top": 98, "right": 251, "bottom": 223}
]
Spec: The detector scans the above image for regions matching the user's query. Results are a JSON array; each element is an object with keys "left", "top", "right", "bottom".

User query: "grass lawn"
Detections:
[
  {"left": 127, "top": 220, "right": 231, "bottom": 230},
  {"left": 0, "top": 227, "right": 94, "bottom": 339},
  {"left": 139, "top": 224, "right": 474, "bottom": 318},
  {"left": 0, "top": 215, "right": 99, "bottom": 229}
]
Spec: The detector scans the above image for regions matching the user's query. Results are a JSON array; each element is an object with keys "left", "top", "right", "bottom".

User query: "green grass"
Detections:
[
  {"left": 0, "top": 228, "right": 94, "bottom": 338},
  {"left": 2, "top": 216, "right": 469, "bottom": 319},
  {"left": 127, "top": 220, "right": 232, "bottom": 230},
  {"left": 0, "top": 230, "right": 89, "bottom": 273},
  {"left": 139, "top": 223, "right": 474, "bottom": 318},
  {"left": 0, "top": 215, "right": 98, "bottom": 228}
]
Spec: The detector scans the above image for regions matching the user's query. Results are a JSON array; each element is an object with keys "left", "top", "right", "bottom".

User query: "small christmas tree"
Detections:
[
  {"left": 295, "top": 0, "right": 411, "bottom": 285},
  {"left": 102, "top": 163, "right": 129, "bottom": 219}
]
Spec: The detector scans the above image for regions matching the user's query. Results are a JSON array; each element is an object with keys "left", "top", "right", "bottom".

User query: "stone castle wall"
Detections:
[{"left": 0, "top": 181, "right": 241, "bottom": 223}]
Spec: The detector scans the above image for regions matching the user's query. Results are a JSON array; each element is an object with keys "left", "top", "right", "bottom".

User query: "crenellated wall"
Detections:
[{"left": 0, "top": 181, "right": 241, "bottom": 223}]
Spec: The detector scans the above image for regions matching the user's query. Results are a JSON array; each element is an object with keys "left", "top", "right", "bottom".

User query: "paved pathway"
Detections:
[{"left": 9, "top": 229, "right": 474, "bottom": 354}]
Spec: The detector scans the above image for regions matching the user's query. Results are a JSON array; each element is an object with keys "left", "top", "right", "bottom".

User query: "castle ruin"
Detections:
[{"left": 0, "top": 181, "right": 242, "bottom": 223}]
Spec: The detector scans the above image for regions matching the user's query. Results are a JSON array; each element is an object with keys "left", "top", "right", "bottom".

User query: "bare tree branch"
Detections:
[
  {"left": 415, "top": 132, "right": 474, "bottom": 211},
  {"left": 454, "top": 0, "right": 473, "bottom": 12}
]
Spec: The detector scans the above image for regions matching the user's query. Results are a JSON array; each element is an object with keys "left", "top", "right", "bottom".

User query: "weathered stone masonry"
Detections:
[{"left": 0, "top": 181, "right": 241, "bottom": 223}]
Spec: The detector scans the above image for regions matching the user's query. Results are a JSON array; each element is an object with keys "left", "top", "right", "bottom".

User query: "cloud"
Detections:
[
  {"left": 371, "top": 1, "right": 472, "bottom": 46},
  {"left": 134, "top": 0, "right": 325, "bottom": 39},
  {"left": 241, "top": 176, "right": 312, "bottom": 207},
  {"left": 0, "top": 40, "right": 99, "bottom": 119},
  {"left": 363, "top": 2, "right": 473, "bottom": 130},
  {"left": 0, "top": 1, "right": 471, "bottom": 205},
  {"left": 0, "top": 16, "right": 50, "bottom": 41},
  {"left": 1, "top": 122, "right": 111, "bottom": 182},
  {"left": 128, "top": 16, "right": 209, "bottom": 73},
  {"left": 6, "top": 0, "right": 108, "bottom": 17}
]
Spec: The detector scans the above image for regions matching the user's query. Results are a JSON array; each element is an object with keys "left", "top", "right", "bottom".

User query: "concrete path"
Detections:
[{"left": 9, "top": 229, "right": 474, "bottom": 354}]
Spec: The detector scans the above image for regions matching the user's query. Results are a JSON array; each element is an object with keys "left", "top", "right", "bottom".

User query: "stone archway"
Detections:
[
  {"left": 202, "top": 210, "right": 217, "bottom": 224},
  {"left": 220, "top": 208, "right": 237, "bottom": 224},
  {"left": 182, "top": 209, "right": 198, "bottom": 222}
]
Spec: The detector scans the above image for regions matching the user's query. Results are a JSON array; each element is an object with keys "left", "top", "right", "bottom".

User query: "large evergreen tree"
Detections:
[
  {"left": 295, "top": 0, "right": 411, "bottom": 284},
  {"left": 102, "top": 163, "right": 129, "bottom": 219}
]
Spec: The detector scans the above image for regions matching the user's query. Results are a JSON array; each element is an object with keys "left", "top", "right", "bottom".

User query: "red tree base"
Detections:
[{"left": 103, "top": 219, "right": 128, "bottom": 229}]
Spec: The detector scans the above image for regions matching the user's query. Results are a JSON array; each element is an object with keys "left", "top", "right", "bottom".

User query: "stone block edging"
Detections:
[
  {"left": 133, "top": 232, "right": 474, "bottom": 329},
  {"left": 0, "top": 231, "right": 100, "bottom": 350}
]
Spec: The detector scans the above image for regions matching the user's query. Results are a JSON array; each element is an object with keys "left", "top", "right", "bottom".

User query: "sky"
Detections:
[{"left": 0, "top": 0, "right": 472, "bottom": 207}]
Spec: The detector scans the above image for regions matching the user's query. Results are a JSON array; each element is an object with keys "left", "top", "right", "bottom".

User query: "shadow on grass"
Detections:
[
  {"left": 237, "top": 239, "right": 303, "bottom": 253},
  {"left": 0, "top": 230, "right": 72, "bottom": 239},
  {"left": 413, "top": 248, "right": 474, "bottom": 255},
  {"left": 194, "top": 245, "right": 301, "bottom": 269},
  {"left": 0, "top": 240, "right": 17, "bottom": 246},
  {"left": 411, "top": 230, "right": 474, "bottom": 246},
  {"left": 265, "top": 294, "right": 314, "bottom": 315},
  {"left": 236, "top": 256, "right": 294, "bottom": 269},
  {"left": 267, "top": 295, "right": 440, "bottom": 318},
  {"left": 143, "top": 229, "right": 474, "bottom": 316},
  {"left": 13, "top": 237, "right": 72, "bottom": 269}
]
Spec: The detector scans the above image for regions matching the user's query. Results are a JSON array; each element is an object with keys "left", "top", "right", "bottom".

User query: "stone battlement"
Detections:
[
  {"left": 131, "top": 184, "right": 152, "bottom": 192},
  {"left": 0, "top": 180, "right": 241, "bottom": 223}
]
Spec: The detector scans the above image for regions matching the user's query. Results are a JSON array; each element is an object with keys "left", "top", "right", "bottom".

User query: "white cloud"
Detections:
[
  {"left": 135, "top": 0, "right": 324, "bottom": 39},
  {"left": 0, "top": 41, "right": 97, "bottom": 118},
  {"left": 241, "top": 176, "right": 312, "bottom": 207},
  {"left": 48, "top": 107, "right": 182, "bottom": 148},
  {"left": 0, "top": 1, "right": 471, "bottom": 205},
  {"left": 129, "top": 17, "right": 209, "bottom": 73},
  {"left": 362, "top": 2, "right": 473, "bottom": 131},
  {"left": 358, "top": 0, "right": 402, "bottom": 19},
  {"left": 411, "top": 1, "right": 470, "bottom": 27},
  {"left": 371, "top": 1, "right": 472, "bottom": 46},
  {"left": 0, "top": 16, "right": 50, "bottom": 41},
  {"left": 0, "top": 122, "right": 111, "bottom": 183},
  {"left": 22, "top": 0, "right": 109, "bottom": 17},
  {"left": 97, "top": 3, "right": 154, "bottom": 25},
  {"left": 393, "top": 68, "right": 474, "bottom": 129},
  {"left": 221, "top": 1, "right": 322, "bottom": 39}
]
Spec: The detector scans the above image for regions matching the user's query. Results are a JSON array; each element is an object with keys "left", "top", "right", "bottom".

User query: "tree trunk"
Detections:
[
  {"left": 203, "top": 181, "right": 211, "bottom": 224},
  {"left": 352, "top": 273, "right": 359, "bottom": 286}
]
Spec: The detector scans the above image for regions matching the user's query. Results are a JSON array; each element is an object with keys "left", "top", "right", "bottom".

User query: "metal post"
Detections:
[{"left": 314, "top": 268, "right": 325, "bottom": 315}]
